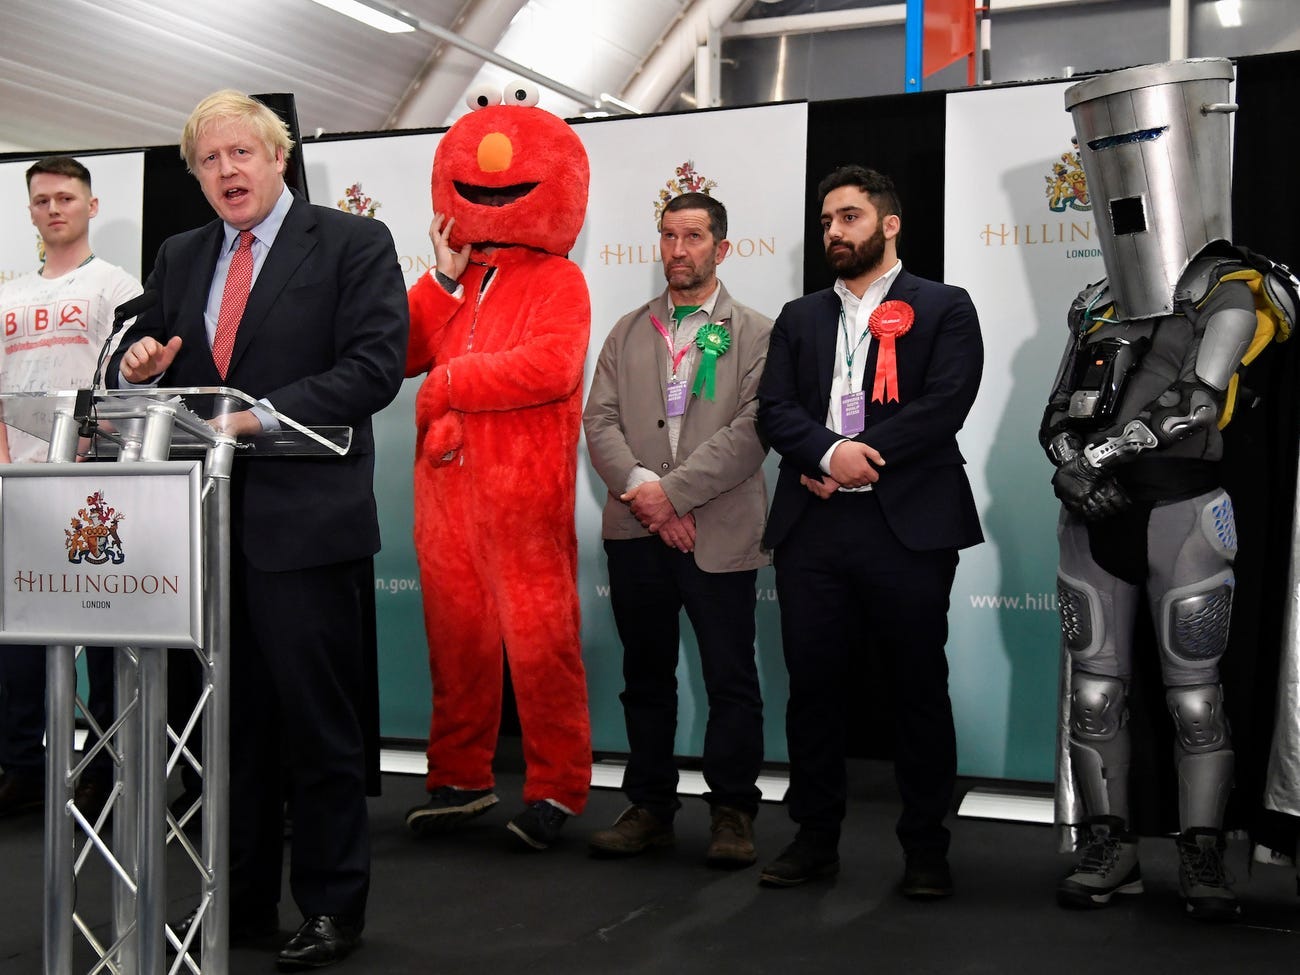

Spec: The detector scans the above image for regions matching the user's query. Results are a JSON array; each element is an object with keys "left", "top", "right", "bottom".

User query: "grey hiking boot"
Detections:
[
  {"left": 1177, "top": 828, "right": 1241, "bottom": 922},
  {"left": 1057, "top": 815, "right": 1143, "bottom": 908}
]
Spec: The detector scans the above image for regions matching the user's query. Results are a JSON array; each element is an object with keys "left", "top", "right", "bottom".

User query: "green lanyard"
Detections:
[{"left": 839, "top": 303, "right": 871, "bottom": 382}]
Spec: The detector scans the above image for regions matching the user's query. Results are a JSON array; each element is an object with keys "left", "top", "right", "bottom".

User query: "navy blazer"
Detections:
[
  {"left": 109, "top": 195, "right": 410, "bottom": 571},
  {"left": 758, "top": 268, "right": 984, "bottom": 553}
]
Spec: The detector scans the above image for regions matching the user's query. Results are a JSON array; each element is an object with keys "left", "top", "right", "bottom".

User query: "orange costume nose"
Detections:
[{"left": 477, "top": 132, "right": 513, "bottom": 173}]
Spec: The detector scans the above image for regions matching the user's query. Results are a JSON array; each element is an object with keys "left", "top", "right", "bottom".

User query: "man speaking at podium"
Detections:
[{"left": 110, "top": 90, "right": 408, "bottom": 970}]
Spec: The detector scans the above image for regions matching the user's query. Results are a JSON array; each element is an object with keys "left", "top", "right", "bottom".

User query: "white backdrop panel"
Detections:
[
  {"left": 944, "top": 81, "right": 1104, "bottom": 781},
  {"left": 0, "top": 152, "right": 144, "bottom": 283}
]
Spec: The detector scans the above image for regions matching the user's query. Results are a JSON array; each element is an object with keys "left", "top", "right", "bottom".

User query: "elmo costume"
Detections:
[{"left": 404, "top": 83, "right": 592, "bottom": 844}]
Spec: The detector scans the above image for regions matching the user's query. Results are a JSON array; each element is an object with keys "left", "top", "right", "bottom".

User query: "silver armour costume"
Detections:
[{"left": 1039, "top": 58, "right": 1298, "bottom": 919}]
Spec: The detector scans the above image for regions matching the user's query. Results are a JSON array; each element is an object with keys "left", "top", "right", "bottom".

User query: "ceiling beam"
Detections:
[
  {"left": 619, "top": 0, "right": 758, "bottom": 113},
  {"left": 387, "top": 0, "right": 529, "bottom": 129}
]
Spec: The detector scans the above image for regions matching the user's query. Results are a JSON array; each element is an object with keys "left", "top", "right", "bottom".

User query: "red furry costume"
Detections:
[{"left": 406, "top": 95, "right": 592, "bottom": 814}]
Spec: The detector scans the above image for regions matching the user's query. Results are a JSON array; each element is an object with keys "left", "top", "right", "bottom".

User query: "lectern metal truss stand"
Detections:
[{"left": 0, "top": 388, "right": 350, "bottom": 975}]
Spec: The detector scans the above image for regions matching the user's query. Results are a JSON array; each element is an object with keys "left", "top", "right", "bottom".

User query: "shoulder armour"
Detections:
[{"left": 1175, "top": 255, "right": 1244, "bottom": 308}]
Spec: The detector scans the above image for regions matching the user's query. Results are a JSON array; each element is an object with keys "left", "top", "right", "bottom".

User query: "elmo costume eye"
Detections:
[
  {"left": 466, "top": 83, "right": 502, "bottom": 111},
  {"left": 503, "top": 80, "right": 541, "bottom": 107}
]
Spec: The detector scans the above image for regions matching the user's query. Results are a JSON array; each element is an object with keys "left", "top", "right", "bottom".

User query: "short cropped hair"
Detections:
[
  {"left": 26, "top": 155, "right": 92, "bottom": 192},
  {"left": 180, "top": 90, "right": 294, "bottom": 174},
  {"left": 817, "top": 165, "right": 902, "bottom": 221},
  {"left": 661, "top": 191, "right": 728, "bottom": 241}
]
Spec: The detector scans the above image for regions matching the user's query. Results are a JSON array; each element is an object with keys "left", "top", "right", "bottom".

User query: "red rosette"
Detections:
[{"left": 867, "top": 300, "right": 915, "bottom": 402}]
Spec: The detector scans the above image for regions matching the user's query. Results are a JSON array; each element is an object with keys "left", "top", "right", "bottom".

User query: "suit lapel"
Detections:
[
  {"left": 184, "top": 225, "right": 225, "bottom": 355},
  {"left": 646, "top": 292, "right": 669, "bottom": 398},
  {"left": 227, "top": 197, "right": 318, "bottom": 376},
  {"left": 815, "top": 289, "right": 839, "bottom": 412},
  {"left": 863, "top": 269, "right": 920, "bottom": 408},
  {"left": 884, "top": 268, "right": 919, "bottom": 306}
]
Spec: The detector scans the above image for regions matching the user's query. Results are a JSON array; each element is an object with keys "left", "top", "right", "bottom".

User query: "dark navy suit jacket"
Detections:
[
  {"left": 109, "top": 195, "right": 409, "bottom": 571},
  {"left": 758, "top": 267, "right": 984, "bottom": 553}
]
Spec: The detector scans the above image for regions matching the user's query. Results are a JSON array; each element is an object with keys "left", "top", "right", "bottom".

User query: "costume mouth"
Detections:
[{"left": 454, "top": 181, "right": 538, "bottom": 207}]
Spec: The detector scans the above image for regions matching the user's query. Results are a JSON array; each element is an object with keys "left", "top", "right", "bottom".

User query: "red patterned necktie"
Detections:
[{"left": 212, "top": 230, "right": 255, "bottom": 378}]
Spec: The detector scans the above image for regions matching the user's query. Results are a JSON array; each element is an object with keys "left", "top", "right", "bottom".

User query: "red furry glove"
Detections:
[{"left": 416, "top": 364, "right": 460, "bottom": 465}]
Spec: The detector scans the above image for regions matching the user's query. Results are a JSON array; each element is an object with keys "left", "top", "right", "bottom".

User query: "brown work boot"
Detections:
[
  {"left": 706, "top": 806, "right": 756, "bottom": 868},
  {"left": 588, "top": 805, "right": 674, "bottom": 857}
]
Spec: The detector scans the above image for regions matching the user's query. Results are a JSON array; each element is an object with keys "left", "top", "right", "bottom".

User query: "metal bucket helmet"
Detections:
[{"left": 1065, "top": 58, "right": 1236, "bottom": 319}]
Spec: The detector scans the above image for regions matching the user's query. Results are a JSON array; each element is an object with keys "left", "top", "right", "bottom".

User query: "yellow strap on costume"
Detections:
[
  {"left": 1205, "top": 268, "right": 1292, "bottom": 428},
  {"left": 1084, "top": 307, "right": 1114, "bottom": 335}
]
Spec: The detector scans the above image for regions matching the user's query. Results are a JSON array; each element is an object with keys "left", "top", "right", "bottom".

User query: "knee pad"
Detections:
[
  {"left": 1200, "top": 493, "right": 1238, "bottom": 560},
  {"left": 1165, "top": 683, "right": 1230, "bottom": 753},
  {"left": 1058, "top": 572, "right": 1103, "bottom": 659},
  {"left": 1159, "top": 569, "right": 1234, "bottom": 666},
  {"left": 1069, "top": 672, "right": 1126, "bottom": 742}
]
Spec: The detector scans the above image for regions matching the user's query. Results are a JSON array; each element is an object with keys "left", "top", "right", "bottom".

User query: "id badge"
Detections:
[
  {"left": 840, "top": 390, "right": 866, "bottom": 436},
  {"left": 666, "top": 380, "right": 688, "bottom": 417}
]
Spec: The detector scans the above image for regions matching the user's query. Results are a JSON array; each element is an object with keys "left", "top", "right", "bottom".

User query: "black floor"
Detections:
[{"left": 2, "top": 759, "right": 1298, "bottom": 974}]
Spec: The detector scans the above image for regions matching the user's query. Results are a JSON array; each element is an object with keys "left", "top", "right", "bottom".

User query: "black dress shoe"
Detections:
[
  {"left": 171, "top": 904, "right": 279, "bottom": 948},
  {"left": 276, "top": 915, "right": 363, "bottom": 970},
  {"left": 759, "top": 837, "right": 840, "bottom": 887},
  {"left": 901, "top": 851, "right": 954, "bottom": 899}
]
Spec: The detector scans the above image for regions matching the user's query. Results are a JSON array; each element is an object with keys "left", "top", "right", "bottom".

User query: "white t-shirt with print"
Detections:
[{"left": 0, "top": 257, "right": 143, "bottom": 462}]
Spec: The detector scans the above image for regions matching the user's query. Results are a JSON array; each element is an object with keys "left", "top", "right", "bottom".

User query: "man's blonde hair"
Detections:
[{"left": 180, "top": 90, "right": 294, "bottom": 173}]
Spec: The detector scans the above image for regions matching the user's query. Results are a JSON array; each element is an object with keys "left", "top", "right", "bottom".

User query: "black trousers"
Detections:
[
  {"left": 0, "top": 644, "right": 114, "bottom": 782},
  {"left": 773, "top": 490, "right": 958, "bottom": 856},
  {"left": 605, "top": 536, "right": 763, "bottom": 819},
  {"left": 227, "top": 552, "right": 372, "bottom": 921}
]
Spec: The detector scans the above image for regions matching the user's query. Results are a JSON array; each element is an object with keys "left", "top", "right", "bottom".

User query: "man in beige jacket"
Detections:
[{"left": 583, "top": 192, "right": 772, "bottom": 868}]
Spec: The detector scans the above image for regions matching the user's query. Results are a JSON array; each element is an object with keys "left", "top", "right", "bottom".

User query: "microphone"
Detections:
[
  {"left": 92, "top": 290, "right": 158, "bottom": 391},
  {"left": 111, "top": 290, "right": 158, "bottom": 329},
  {"left": 76, "top": 290, "right": 159, "bottom": 434}
]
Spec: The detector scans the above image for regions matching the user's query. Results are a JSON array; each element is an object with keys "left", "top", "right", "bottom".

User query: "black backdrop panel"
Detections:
[
  {"left": 1221, "top": 50, "right": 1300, "bottom": 848},
  {"left": 140, "top": 93, "right": 310, "bottom": 280},
  {"left": 804, "top": 90, "right": 947, "bottom": 293},
  {"left": 801, "top": 90, "right": 947, "bottom": 762}
]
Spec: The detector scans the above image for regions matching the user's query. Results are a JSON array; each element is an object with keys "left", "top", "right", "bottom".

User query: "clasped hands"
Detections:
[
  {"left": 1051, "top": 453, "right": 1130, "bottom": 521},
  {"left": 802, "top": 440, "right": 885, "bottom": 498},
  {"left": 620, "top": 480, "right": 695, "bottom": 553}
]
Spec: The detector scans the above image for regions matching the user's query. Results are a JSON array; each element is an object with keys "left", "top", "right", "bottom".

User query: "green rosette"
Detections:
[{"left": 691, "top": 323, "right": 731, "bottom": 401}]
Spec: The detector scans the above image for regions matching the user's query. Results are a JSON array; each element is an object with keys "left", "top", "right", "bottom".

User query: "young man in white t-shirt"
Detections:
[{"left": 0, "top": 156, "right": 142, "bottom": 818}]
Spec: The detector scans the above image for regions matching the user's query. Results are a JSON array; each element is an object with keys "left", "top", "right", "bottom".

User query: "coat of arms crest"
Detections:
[{"left": 65, "top": 491, "right": 125, "bottom": 565}]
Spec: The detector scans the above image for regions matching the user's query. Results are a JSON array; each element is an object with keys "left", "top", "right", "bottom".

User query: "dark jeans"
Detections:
[
  {"left": 605, "top": 536, "right": 764, "bottom": 819},
  {"left": 774, "top": 491, "right": 959, "bottom": 856},
  {"left": 0, "top": 644, "right": 114, "bottom": 782}
]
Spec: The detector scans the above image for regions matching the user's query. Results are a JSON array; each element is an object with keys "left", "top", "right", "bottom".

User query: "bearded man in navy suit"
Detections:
[
  {"left": 111, "top": 90, "right": 408, "bottom": 970},
  {"left": 756, "top": 166, "right": 983, "bottom": 897}
]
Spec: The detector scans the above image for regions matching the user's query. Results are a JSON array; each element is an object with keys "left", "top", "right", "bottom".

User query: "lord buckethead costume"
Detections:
[{"left": 1040, "top": 58, "right": 1298, "bottom": 921}]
